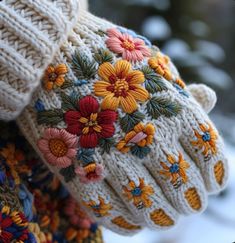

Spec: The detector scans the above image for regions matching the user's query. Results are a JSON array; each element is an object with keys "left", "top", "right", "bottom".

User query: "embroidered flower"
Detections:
[
  {"left": 44, "top": 64, "right": 68, "bottom": 91},
  {"left": 75, "top": 163, "right": 105, "bottom": 183},
  {"left": 0, "top": 143, "right": 24, "bottom": 166},
  {"left": 37, "top": 128, "right": 78, "bottom": 168},
  {"left": 191, "top": 123, "right": 218, "bottom": 156},
  {"left": 123, "top": 178, "right": 154, "bottom": 209},
  {"left": 148, "top": 53, "right": 172, "bottom": 81},
  {"left": 94, "top": 60, "right": 149, "bottom": 113},
  {"left": 106, "top": 28, "right": 151, "bottom": 62},
  {"left": 159, "top": 153, "right": 190, "bottom": 185},
  {"left": 0, "top": 206, "right": 30, "bottom": 242},
  {"left": 117, "top": 123, "right": 155, "bottom": 153},
  {"left": 65, "top": 96, "right": 117, "bottom": 148},
  {"left": 84, "top": 197, "right": 112, "bottom": 217},
  {"left": 117, "top": 27, "right": 152, "bottom": 47},
  {"left": 64, "top": 197, "right": 93, "bottom": 229}
]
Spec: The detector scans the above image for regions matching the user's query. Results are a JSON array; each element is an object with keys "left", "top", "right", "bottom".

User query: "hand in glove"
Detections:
[{"left": 0, "top": 1, "right": 228, "bottom": 235}]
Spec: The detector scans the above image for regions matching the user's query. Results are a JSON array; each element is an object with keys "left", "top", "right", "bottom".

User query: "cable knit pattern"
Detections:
[
  {"left": 16, "top": 10, "right": 228, "bottom": 235},
  {"left": 0, "top": 0, "right": 80, "bottom": 120}
]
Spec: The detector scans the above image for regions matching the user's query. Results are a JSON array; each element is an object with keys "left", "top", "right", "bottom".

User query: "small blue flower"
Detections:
[
  {"left": 169, "top": 163, "right": 179, "bottom": 173},
  {"left": 173, "top": 83, "right": 189, "bottom": 97},
  {"left": 131, "top": 187, "right": 142, "bottom": 196},
  {"left": 117, "top": 27, "right": 152, "bottom": 47},
  {"left": 34, "top": 99, "right": 45, "bottom": 112},
  {"left": 74, "top": 79, "right": 88, "bottom": 86},
  {"left": 202, "top": 132, "right": 211, "bottom": 142}
]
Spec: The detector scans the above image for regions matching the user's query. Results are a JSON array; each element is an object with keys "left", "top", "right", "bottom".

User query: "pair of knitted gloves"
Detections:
[{"left": 0, "top": 0, "right": 228, "bottom": 235}]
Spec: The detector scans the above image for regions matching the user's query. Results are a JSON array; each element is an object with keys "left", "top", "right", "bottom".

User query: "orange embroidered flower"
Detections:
[
  {"left": 159, "top": 153, "right": 190, "bottom": 185},
  {"left": 191, "top": 123, "right": 218, "bottom": 156},
  {"left": 84, "top": 197, "right": 112, "bottom": 217},
  {"left": 117, "top": 123, "right": 155, "bottom": 153},
  {"left": 0, "top": 143, "right": 24, "bottom": 166},
  {"left": 44, "top": 64, "right": 68, "bottom": 91},
  {"left": 94, "top": 60, "right": 149, "bottom": 113},
  {"left": 123, "top": 178, "right": 154, "bottom": 209},
  {"left": 148, "top": 53, "right": 172, "bottom": 81}
]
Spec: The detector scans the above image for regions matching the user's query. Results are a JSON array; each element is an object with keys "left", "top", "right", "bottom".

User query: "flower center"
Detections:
[
  {"left": 128, "top": 132, "right": 147, "bottom": 144},
  {"left": 122, "top": 40, "right": 135, "bottom": 51},
  {"left": 202, "top": 132, "right": 211, "bottom": 142},
  {"left": 92, "top": 204, "right": 100, "bottom": 210},
  {"left": 113, "top": 79, "right": 129, "bottom": 97},
  {"left": 131, "top": 187, "right": 142, "bottom": 196},
  {"left": 169, "top": 163, "right": 179, "bottom": 173},
  {"left": 80, "top": 113, "right": 102, "bottom": 134},
  {"left": 48, "top": 73, "right": 58, "bottom": 82},
  {"left": 49, "top": 139, "right": 68, "bottom": 157}
]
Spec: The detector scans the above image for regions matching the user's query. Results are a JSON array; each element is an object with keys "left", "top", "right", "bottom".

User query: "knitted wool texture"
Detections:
[
  {"left": 14, "top": 10, "right": 228, "bottom": 235},
  {"left": 0, "top": 0, "right": 80, "bottom": 121}
]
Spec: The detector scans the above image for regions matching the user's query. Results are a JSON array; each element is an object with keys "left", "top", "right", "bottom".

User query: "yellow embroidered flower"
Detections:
[
  {"left": 44, "top": 64, "right": 68, "bottom": 91},
  {"left": 83, "top": 197, "right": 112, "bottom": 217},
  {"left": 94, "top": 60, "right": 149, "bottom": 113},
  {"left": 191, "top": 123, "right": 218, "bottom": 156},
  {"left": 123, "top": 178, "right": 154, "bottom": 209},
  {"left": 148, "top": 53, "right": 172, "bottom": 81},
  {"left": 159, "top": 153, "right": 190, "bottom": 185},
  {"left": 117, "top": 123, "right": 155, "bottom": 153}
]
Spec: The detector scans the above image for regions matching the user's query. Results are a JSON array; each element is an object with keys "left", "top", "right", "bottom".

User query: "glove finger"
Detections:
[
  {"left": 187, "top": 84, "right": 217, "bottom": 113},
  {"left": 101, "top": 150, "right": 179, "bottom": 229},
  {"left": 179, "top": 105, "right": 228, "bottom": 193},
  {"left": 145, "top": 138, "right": 208, "bottom": 214},
  {"left": 75, "top": 180, "right": 142, "bottom": 235}
]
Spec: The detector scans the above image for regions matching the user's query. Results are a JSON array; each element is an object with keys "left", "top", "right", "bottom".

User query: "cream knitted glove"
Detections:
[{"left": 14, "top": 10, "right": 228, "bottom": 235}]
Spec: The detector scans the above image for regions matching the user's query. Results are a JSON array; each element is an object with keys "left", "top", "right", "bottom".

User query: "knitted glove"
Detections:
[{"left": 2, "top": 6, "right": 227, "bottom": 234}]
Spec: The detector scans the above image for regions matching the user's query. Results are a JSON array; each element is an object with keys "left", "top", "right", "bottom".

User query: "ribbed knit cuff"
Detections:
[{"left": 0, "top": 0, "right": 80, "bottom": 121}]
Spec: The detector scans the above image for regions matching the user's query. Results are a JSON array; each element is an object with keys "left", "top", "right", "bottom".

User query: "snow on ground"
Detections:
[{"left": 103, "top": 143, "right": 235, "bottom": 243}]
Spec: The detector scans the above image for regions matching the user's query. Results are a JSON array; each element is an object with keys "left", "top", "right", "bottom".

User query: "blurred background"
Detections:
[{"left": 88, "top": 0, "right": 235, "bottom": 242}]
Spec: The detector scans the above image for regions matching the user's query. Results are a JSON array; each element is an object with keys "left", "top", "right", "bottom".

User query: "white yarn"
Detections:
[{"left": 0, "top": 0, "right": 80, "bottom": 121}]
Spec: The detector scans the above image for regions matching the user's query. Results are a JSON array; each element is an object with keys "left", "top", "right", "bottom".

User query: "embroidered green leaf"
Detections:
[
  {"left": 131, "top": 145, "right": 151, "bottom": 159},
  {"left": 60, "top": 164, "right": 76, "bottom": 183},
  {"left": 60, "top": 78, "right": 74, "bottom": 89},
  {"left": 141, "top": 66, "right": 167, "bottom": 93},
  {"left": 37, "top": 109, "right": 64, "bottom": 125},
  {"left": 99, "top": 138, "right": 115, "bottom": 154},
  {"left": 71, "top": 51, "right": 97, "bottom": 80},
  {"left": 120, "top": 111, "right": 145, "bottom": 133},
  {"left": 61, "top": 92, "right": 79, "bottom": 111},
  {"left": 146, "top": 97, "right": 182, "bottom": 119},
  {"left": 94, "top": 49, "right": 114, "bottom": 64}
]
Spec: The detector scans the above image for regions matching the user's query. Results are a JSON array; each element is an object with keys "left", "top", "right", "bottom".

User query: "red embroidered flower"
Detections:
[{"left": 65, "top": 96, "right": 117, "bottom": 148}]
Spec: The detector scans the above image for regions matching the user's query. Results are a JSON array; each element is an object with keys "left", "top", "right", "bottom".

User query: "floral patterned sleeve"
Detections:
[{"left": 0, "top": 121, "right": 103, "bottom": 243}]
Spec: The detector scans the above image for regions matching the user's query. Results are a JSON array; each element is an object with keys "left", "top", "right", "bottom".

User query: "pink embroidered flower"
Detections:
[
  {"left": 64, "top": 197, "right": 93, "bottom": 229},
  {"left": 75, "top": 163, "right": 104, "bottom": 183},
  {"left": 106, "top": 28, "right": 151, "bottom": 62},
  {"left": 37, "top": 128, "right": 78, "bottom": 168}
]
